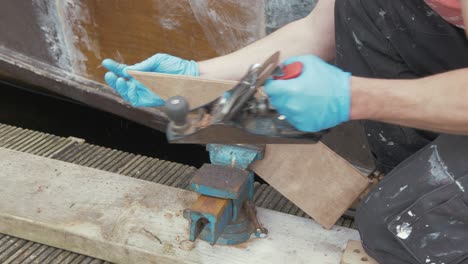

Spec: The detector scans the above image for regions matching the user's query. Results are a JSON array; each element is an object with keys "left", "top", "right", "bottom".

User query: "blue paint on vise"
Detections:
[
  {"left": 207, "top": 144, "right": 264, "bottom": 169},
  {"left": 191, "top": 183, "right": 245, "bottom": 200}
]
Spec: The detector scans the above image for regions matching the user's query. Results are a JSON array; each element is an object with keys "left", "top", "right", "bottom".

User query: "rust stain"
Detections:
[
  {"left": 191, "top": 195, "right": 229, "bottom": 217},
  {"left": 36, "top": 208, "right": 42, "bottom": 213}
]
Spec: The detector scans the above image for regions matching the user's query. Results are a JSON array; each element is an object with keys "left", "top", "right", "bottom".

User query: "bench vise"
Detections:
[{"left": 183, "top": 144, "right": 268, "bottom": 245}]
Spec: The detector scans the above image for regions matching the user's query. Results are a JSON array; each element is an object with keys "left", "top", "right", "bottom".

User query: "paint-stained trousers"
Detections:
[{"left": 334, "top": 0, "right": 468, "bottom": 263}]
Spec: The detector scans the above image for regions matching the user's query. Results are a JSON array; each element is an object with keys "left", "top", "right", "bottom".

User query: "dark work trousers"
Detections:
[{"left": 334, "top": 0, "right": 468, "bottom": 263}]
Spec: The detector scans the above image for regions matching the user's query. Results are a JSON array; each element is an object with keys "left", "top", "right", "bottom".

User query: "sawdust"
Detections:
[{"left": 179, "top": 240, "right": 196, "bottom": 251}]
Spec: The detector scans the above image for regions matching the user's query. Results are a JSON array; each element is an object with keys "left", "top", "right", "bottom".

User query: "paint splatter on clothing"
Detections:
[{"left": 424, "top": 0, "right": 465, "bottom": 28}]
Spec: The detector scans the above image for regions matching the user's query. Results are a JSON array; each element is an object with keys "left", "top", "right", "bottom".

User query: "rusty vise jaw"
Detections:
[{"left": 183, "top": 144, "right": 267, "bottom": 245}]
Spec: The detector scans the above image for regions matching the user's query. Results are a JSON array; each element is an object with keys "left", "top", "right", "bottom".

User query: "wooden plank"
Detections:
[
  {"left": 0, "top": 148, "right": 360, "bottom": 264},
  {"left": 251, "top": 144, "right": 369, "bottom": 229},
  {"left": 128, "top": 71, "right": 237, "bottom": 109},
  {"left": 341, "top": 241, "right": 379, "bottom": 264},
  {"left": 129, "top": 72, "right": 370, "bottom": 229}
]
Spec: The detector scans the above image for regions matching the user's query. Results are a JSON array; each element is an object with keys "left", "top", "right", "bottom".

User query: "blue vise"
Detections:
[{"left": 183, "top": 144, "right": 268, "bottom": 245}]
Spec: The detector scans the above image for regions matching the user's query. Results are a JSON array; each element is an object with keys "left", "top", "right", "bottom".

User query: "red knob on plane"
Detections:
[{"left": 273, "top": 62, "right": 304, "bottom": 80}]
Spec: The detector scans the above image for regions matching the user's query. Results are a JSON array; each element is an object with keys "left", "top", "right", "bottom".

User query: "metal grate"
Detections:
[{"left": 0, "top": 123, "right": 355, "bottom": 263}]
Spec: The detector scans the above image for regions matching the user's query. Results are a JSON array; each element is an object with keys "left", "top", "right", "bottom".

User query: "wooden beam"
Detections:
[
  {"left": 0, "top": 148, "right": 360, "bottom": 264},
  {"left": 130, "top": 71, "right": 370, "bottom": 229}
]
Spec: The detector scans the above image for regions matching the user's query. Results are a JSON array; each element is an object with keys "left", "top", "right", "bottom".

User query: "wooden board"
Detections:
[
  {"left": 252, "top": 144, "right": 369, "bottom": 229},
  {"left": 128, "top": 71, "right": 237, "bottom": 109},
  {"left": 0, "top": 147, "right": 360, "bottom": 264},
  {"left": 341, "top": 241, "right": 379, "bottom": 264},
  {"left": 128, "top": 72, "right": 370, "bottom": 229}
]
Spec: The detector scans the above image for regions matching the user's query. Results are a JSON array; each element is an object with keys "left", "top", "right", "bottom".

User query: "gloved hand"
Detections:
[
  {"left": 102, "top": 54, "right": 199, "bottom": 107},
  {"left": 265, "top": 55, "right": 351, "bottom": 132}
]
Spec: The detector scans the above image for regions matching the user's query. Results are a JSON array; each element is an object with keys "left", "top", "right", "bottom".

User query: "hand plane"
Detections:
[{"left": 164, "top": 51, "right": 325, "bottom": 144}]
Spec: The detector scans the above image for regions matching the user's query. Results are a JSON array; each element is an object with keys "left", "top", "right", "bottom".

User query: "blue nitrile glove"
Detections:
[
  {"left": 102, "top": 54, "right": 199, "bottom": 107},
  {"left": 264, "top": 55, "right": 351, "bottom": 132}
]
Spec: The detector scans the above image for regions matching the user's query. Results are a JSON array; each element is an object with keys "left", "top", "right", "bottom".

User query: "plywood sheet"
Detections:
[
  {"left": 0, "top": 147, "right": 360, "bottom": 264},
  {"left": 252, "top": 144, "right": 370, "bottom": 229},
  {"left": 129, "top": 71, "right": 237, "bottom": 109}
]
